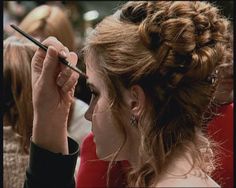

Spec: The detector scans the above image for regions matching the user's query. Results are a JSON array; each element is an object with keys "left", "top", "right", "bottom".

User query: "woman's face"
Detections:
[{"left": 84, "top": 53, "right": 127, "bottom": 160}]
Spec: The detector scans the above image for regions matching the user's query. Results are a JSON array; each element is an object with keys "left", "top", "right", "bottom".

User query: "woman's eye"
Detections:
[
  {"left": 90, "top": 90, "right": 99, "bottom": 99},
  {"left": 89, "top": 90, "right": 99, "bottom": 106},
  {"left": 91, "top": 90, "right": 97, "bottom": 95}
]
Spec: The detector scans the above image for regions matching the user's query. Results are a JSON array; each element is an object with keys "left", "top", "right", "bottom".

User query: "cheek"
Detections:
[
  {"left": 93, "top": 96, "right": 109, "bottom": 113},
  {"left": 92, "top": 97, "right": 117, "bottom": 134},
  {"left": 92, "top": 102, "right": 125, "bottom": 159}
]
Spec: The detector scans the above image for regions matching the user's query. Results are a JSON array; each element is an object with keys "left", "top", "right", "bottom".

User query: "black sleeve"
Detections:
[{"left": 24, "top": 137, "right": 79, "bottom": 188}]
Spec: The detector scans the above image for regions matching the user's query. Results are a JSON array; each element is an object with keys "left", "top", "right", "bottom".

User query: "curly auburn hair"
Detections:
[{"left": 85, "top": 1, "right": 232, "bottom": 187}]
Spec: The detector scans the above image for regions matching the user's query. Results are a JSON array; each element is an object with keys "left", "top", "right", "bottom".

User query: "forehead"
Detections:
[
  {"left": 85, "top": 52, "right": 100, "bottom": 75},
  {"left": 84, "top": 46, "right": 100, "bottom": 67},
  {"left": 85, "top": 52, "right": 107, "bottom": 89}
]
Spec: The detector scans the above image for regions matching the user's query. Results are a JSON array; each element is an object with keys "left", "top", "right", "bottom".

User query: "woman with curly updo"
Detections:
[{"left": 23, "top": 1, "right": 232, "bottom": 187}]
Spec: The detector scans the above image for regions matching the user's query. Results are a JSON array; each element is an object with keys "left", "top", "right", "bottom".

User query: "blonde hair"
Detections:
[
  {"left": 84, "top": 1, "right": 232, "bottom": 187},
  {"left": 17, "top": 5, "right": 76, "bottom": 51},
  {"left": 3, "top": 36, "right": 37, "bottom": 153}
]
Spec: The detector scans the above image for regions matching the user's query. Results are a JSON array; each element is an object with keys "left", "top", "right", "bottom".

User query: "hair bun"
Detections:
[{"left": 120, "top": 2, "right": 148, "bottom": 24}]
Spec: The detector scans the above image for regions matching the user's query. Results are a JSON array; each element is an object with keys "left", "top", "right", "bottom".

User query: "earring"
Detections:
[{"left": 130, "top": 114, "right": 137, "bottom": 127}]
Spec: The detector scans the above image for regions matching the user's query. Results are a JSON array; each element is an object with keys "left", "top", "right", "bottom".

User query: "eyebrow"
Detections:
[{"left": 86, "top": 81, "right": 97, "bottom": 89}]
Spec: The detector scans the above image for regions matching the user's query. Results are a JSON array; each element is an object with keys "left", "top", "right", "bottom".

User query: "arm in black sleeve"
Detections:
[{"left": 24, "top": 137, "right": 79, "bottom": 188}]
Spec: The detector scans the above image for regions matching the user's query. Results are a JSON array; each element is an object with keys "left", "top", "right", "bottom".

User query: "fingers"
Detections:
[
  {"left": 66, "top": 51, "right": 78, "bottom": 66},
  {"left": 57, "top": 67, "right": 72, "bottom": 87},
  {"left": 32, "top": 36, "right": 79, "bottom": 94},
  {"left": 58, "top": 46, "right": 69, "bottom": 61},
  {"left": 57, "top": 52, "right": 79, "bottom": 93},
  {"left": 41, "top": 37, "right": 68, "bottom": 78},
  {"left": 61, "top": 72, "right": 79, "bottom": 93},
  {"left": 41, "top": 46, "right": 59, "bottom": 80}
]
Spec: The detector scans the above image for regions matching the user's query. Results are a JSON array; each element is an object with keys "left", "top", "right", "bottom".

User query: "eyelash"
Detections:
[
  {"left": 90, "top": 90, "right": 99, "bottom": 98},
  {"left": 89, "top": 90, "right": 99, "bottom": 106}
]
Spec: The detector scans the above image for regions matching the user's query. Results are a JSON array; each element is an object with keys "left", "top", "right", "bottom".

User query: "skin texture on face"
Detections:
[{"left": 84, "top": 53, "right": 126, "bottom": 160}]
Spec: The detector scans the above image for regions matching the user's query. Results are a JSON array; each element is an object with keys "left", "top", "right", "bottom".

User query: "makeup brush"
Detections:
[{"left": 10, "top": 24, "right": 88, "bottom": 79}]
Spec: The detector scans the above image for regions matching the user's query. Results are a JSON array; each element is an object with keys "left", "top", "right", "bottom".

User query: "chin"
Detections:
[
  {"left": 95, "top": 148, "right": 110, "bottom": 161},
  {"left": 96, "top": 149, "right": 109, "bottom": 161}
]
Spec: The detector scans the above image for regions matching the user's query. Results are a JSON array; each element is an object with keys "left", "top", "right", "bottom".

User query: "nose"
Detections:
[{"left": 84, "top": 105, "right": 93, "bottom": 121}]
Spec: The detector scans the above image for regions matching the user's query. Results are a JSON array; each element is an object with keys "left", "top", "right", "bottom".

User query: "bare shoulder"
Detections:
[{"left": 156, "top": 173, "right": 220, "bottom": 187}]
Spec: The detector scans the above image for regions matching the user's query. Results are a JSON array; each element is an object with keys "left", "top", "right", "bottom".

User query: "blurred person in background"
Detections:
[
  {"left": 4, "top": 1, "right": 38, "bottom": 39},
  {"left": 63, "top": 1, "right": 85, "bottom": 51},
  {"left": 3, "top": 36, "right": 37, "bottom": 188},
  {"left": 17, "top": 4, "right": 76, "bottom": 51},
  {"left": 3, "top": 1, "right": 26, "bottom": 39}
]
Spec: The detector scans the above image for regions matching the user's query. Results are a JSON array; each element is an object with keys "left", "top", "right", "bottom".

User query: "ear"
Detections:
[{"left": 124, "top": 85, "right": 146, "bottom": 117}]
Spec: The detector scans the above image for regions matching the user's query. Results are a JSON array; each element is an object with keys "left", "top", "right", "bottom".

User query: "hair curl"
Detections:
[{"left": 85, "top": 1, "right": 232, "bottom": 186}]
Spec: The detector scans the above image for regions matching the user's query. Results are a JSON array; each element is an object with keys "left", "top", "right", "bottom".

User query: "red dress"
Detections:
[
  {"left": 207, "top": 103, "right": 234, "bottom": 188},
  {"left": 76, "top": 132, "right": 129, "bottom": 188}
]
